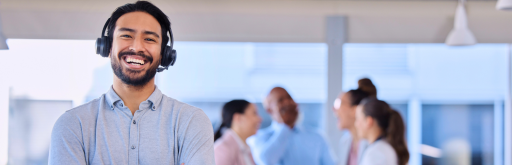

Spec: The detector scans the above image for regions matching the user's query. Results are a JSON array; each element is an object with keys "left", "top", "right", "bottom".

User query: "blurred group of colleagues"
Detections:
[{"left": 213, "top": 78, "right": 410, "bottom": 165}]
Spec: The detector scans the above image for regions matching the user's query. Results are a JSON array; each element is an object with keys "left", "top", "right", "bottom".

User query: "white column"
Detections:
[
  {"left": 323, "top": 16, "right": 347, "bottom": 162},
  {"left": 504, "top": 43, "right": 512, "bottom": 165},
  {"left": 407, "top": 98, "right": 422, "bottom": 165},
  {"left": 495, "top": 99, "right": 504, "bottom": 165},
  {"left": 0, "top": 56, "right": 9, "bottom": 164}
]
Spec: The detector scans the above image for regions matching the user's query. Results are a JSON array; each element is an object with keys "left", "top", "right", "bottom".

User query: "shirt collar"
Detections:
[
  {"left": 270, "top": 121, "right": 302, "bottom": 132},
  {"left": 105, "top": 86, "right": 122, "bottom": 110},
  {"left": 146, "top": 86, "right": 163, "bottom": 111},
  {"left": 105, "top": 85, "right": 164, "bottom": 111}
]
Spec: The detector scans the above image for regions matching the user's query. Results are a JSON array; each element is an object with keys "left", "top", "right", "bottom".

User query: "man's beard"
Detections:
[{"left": 111, "top": 51, "right": 159, "bottom": 87}]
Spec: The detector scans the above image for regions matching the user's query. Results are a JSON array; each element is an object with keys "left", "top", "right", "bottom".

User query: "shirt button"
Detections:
[
  {"left": 110, "top": 105, "right": 114, "bottom": 110},
  {"left": 152, "top": 106, "right": 156, "bottom": 110},
  {"left": 131, "top": 146, "right": 136, "bottom": 149},
  {"left": 120, "top": 103, "right": 124, "bottom": 107},
  {"left": 133, "top": 120, "right": 136, "bottom": 124}
]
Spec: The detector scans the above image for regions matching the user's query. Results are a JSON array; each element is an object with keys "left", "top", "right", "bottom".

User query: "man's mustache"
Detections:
[{"left": 118, "top": 51, "right": 154, "bottom": 64}]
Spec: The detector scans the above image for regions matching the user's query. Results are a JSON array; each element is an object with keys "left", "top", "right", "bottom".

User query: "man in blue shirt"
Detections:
[
  {"left": 247, "top": 87, "right": 334, "bottom": 165},
  {"left": 48, "top": 1, "right": 215, "bottom": 165}
]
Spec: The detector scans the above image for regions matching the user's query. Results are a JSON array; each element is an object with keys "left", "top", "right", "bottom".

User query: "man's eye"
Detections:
[
  {"left": 121, "top": 35, "right": 132, "bottom": 38},
  {"left": 145, "top": 38, "right": 156, "bottom": 42}
]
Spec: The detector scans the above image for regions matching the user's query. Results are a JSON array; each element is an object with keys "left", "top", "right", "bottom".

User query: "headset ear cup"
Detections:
[
  {"left": 96, "top": 37, "right": 105, "bottom": 57},
  {"left": 161, "top": 45, "right": 174, "bottom": 67},
  {"left": 170, "top": 49, "right": 176, "bottom": 66},
  {"left": 96, "top": 38, "right": 102, "bottom": 55},
  {"left": 95, "top": 36, "right": 110, "bottom": 58},
  {"left": 102, "top": 36, "right": 111, "bottom": 57}
]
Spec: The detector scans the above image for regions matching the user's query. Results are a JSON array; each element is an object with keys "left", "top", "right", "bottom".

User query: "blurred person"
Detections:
[
  {"left": 354, "top": 98, "right": 409, "bottom": 165},
  {"left": 332, "top": 78, "right": 376, "bottom": 165},
  {"left": 247, "top": 87, "right": 334, "bottom": 165},
  {"left": 214, "top": 100, "right": 262, "bottom": 165},
  {"left": 48, "top": 1, "right": 214, "bottom": 165}
]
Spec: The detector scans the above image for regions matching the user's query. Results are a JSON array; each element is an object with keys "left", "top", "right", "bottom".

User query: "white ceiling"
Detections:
[{"left": 1, "top": 0, "right": 512, "bottom": 43}]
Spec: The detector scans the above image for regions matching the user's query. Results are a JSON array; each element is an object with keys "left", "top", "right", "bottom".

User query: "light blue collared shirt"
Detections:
[
  {"left": 247, "top": 122, "right": 334, "bottom": 165},
  {"left": 49, "top": 86, "right": 215, "bottom": 165}
]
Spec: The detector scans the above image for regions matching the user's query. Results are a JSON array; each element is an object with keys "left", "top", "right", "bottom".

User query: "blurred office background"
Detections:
[{"left": 1, "top": 0, "right": 512, "bottom": 165}]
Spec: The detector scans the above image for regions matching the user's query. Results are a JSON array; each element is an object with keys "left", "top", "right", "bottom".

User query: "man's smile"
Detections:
[{"left": 122, "top": 55, "right": 150, "bottom": 70}]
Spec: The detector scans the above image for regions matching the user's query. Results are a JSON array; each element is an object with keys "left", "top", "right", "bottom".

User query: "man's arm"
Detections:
[
  {"left": 177, "top": 109, "right": 215, "bottom": 165},
  {"left": 48, "top": 112, "right": 86, "bottom": 165},
  {"left": 247, "top": 123, "right": 293, "bottom": 165}
]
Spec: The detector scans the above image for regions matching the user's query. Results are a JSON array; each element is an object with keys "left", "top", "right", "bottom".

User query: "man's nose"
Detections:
[{"left": 129, "top": 37, "right": 145, "bottom": 52}]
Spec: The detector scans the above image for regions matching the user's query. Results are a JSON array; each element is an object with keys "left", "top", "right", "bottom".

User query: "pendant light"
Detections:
[
  {"left": 497, "top": 0, "right": 512, "bottom": 11},
  {"left": 445, "top": 0, "right": 477, "bottom": 46}
]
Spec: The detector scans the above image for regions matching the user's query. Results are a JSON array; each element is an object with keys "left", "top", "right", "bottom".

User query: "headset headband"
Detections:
[
  {"left": 101, "top": 17, "right": 174, "bottom": 52},
  {"left": 101, "top": 18, "right": 110, "bottom": 38}
]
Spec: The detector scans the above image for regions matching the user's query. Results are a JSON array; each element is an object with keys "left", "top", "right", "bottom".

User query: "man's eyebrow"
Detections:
[
  {"left": 118, "top": 27, "right": 135, "bottom": 32},
  {"left": 143, "top": 30, "right": 160, "bottom": 38}
]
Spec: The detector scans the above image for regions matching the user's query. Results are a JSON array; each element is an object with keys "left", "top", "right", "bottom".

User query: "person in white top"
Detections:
[
  {"left": 354, "top": 98, "right": 409, "bottom": 165},
  {"left": 214, "top": 100, "right": 262, "bottom": 165}
]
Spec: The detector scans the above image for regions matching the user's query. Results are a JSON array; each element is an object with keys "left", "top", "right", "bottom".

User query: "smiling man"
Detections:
[{"left": 48, "top": 1, "right": 215, "bottom": 165}]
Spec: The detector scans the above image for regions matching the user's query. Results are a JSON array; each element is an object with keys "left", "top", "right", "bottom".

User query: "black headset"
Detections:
[{"left": 95, "top": 18, "right": 177, "bottom": 72}]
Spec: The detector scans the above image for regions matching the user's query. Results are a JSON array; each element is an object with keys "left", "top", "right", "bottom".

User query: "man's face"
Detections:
[
  {"left": 267, "top": 88, "right": 299, "bottom": 126},
  {"left": 110, "top": 11, "right": 162, "bottom": 86}
]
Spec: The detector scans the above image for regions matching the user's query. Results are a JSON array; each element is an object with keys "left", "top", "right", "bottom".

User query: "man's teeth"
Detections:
[{"left": 126, "top": 57, "right": 145, "bottom": 65}]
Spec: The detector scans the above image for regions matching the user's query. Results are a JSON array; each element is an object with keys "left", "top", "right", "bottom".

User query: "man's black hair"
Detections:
[{"left": 107, "top": 1, "right": 170, "bottom": 53}]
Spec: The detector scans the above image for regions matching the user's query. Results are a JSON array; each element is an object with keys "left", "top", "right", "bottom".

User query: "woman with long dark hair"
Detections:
[
  {"left": 332, "top": 78, "right": 376, "bottom": 165},
  {"left": 354, "top": 98, "right": 409, "bottom": 165},
  {"left": 214, "top": 100, "right": 262, "bottom": 165}
]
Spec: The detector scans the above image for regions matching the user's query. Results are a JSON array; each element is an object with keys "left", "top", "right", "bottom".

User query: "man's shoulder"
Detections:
[
  {"left": 248, "top": 126, "right": 276, "bottom": 142},
  {"left": 298, "top": 127, "right": 328, "bottom": 141},
  {"left": 70, "top": 96, "right": 102, "bottom": 111},
  {"left": 161, "top": 94, "right": 209, "bottom": 121},
  {"left": 161, "top": 94, "right": 202, "bottom": 113},
  {"left": 59, "top": 95, "right": 104, "bottom": 121},
  {"left": 52, "top": 96, "right": 105, "bottom": 134},
  {"left": 256, "top": 125, "right": 276, "bottom": 135},
  {"left": 161, "top": 94, "right": 211, "bottom": 127}
]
